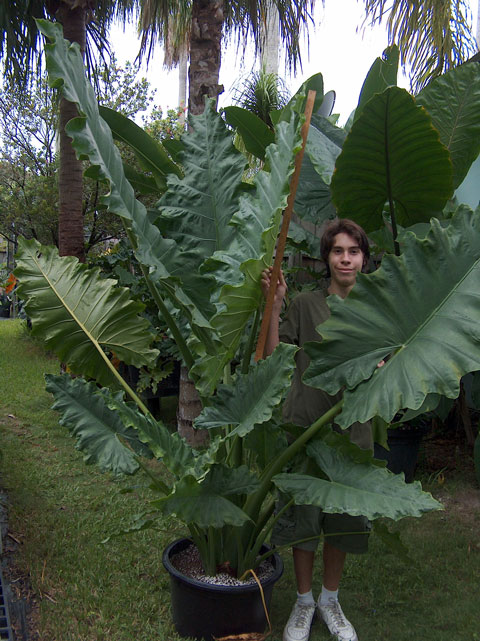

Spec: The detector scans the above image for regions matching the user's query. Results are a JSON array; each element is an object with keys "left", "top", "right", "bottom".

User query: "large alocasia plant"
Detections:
[{"left": 17, "top": 20, "right": 480, "bottom": 580}]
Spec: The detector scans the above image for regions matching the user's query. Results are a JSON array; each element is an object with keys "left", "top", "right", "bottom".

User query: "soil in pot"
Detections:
[{"left": 163, "top": 538, "right": 284, "bottom": 641}]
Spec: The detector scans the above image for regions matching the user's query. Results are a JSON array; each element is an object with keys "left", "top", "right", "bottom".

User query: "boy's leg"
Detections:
[
  {"left": 318, "top": 531, "right": 362, "bottom": 641},
  {"left": 283, "top": 547, "right": 316, "bottom": 641},
  {"left": 322, "top": 540, "right": 346, "bottom": 590},
  {"left": 293, "top": 547, "right": 315, "bottom": 593},
  {"left": 273, "top": 505, "right": 322, "bottom": 641}
]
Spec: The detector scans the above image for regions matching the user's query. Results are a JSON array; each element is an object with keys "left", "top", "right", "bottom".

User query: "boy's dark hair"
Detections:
[{"left": 320, "top": 218, "right": 370, "bottom": 276}]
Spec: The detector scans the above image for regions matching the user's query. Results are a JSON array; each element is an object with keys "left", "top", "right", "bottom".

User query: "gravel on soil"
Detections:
[{"left": 170, "top": 543, "right": 275, "bottom": 586}]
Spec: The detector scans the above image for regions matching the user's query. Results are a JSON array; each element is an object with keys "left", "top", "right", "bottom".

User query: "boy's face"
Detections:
[{"left": 328, "top": 232, "right": 364, "bottom": 290}]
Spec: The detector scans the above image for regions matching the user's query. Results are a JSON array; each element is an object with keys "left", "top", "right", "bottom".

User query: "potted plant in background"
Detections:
[
  {"left": 88, "top": 240, "right": 181, "bottom": 418},
  {"left": 13, "top": 21, "right": 480, "bottom": 640},
  {"left": 0, "top": 290, "right": 9, "bottom": 318},
  {"left": 0, "top": 272, "right": 17, "bottom": 318}
]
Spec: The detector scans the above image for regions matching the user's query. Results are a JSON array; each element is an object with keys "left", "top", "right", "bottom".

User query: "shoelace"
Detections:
[
  {"left": 326, "top": 600, "right": 348, "bottom": 629},
  {"left": 293, "top": 604, "right": 314, "bottom": 628}
]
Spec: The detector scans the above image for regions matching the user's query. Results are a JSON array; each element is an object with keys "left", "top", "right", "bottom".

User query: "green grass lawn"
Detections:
[{"left": 0, "top": 320, "right": 479, "bottom": 641}]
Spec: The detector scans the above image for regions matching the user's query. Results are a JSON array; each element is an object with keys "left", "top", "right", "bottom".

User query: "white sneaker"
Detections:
[
  {"left": 317, "top": 598, "right": 358, "bottom": 641},
  {"left": 283, "top": 601, "right": 316, "bottom": 641}
]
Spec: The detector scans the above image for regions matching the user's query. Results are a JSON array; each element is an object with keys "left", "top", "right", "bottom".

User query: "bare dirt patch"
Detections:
[
  {"left": 421, "top": 434, "right": 475, "bottom": 473},
  {"left": 436, "top": 487, "right": 480, "bottom": 526}
]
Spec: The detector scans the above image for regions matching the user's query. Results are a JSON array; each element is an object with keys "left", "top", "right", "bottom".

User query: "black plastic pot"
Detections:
[
  {"left": 163, "top": 538, "right": 284, "bottom": 641},
  {"left": 374, "top": 423, "right": 430, "bottom": 483}
]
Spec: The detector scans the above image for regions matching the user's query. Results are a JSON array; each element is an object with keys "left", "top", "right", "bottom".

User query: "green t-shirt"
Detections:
[{"left": 280, "top": 289, "right": 372, "bottom": 450}]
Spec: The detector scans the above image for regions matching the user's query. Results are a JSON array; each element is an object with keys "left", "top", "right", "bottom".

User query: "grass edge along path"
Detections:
[{"left": 0, "top": 320, "right": 479, "bottom": 640}]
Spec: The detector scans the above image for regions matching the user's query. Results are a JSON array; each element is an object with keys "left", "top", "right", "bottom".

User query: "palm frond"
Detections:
[
  {"left": 0, "top": 0, "right": 134, "bottom": 85},
  {"left": 137, "top": 0, "right": 192, "bottom": 68},
  {"left": 0, "top": 0, "right": 47, "bottom": 84},
  {"left": 363, "top": 0, "right": 477, "bottom": 91},
  {"left": 224, "top": 0, "right": 316, "bottom": 73}
]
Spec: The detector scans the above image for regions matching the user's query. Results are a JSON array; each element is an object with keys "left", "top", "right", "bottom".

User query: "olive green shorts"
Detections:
[{"left": 271, "top": 503, "right": 371, "bottom": 554}]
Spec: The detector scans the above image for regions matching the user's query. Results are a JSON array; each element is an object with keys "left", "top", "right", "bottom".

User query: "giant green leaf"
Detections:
[
  {"left": 103, "top": 395, "right": 198, "bottom": 479},
  {"left": 201, "top": 464, "right": 260, "bottom": 496},
  {"left": 274, "top": 73, "right": 324, "bottom": 125},
  {"left": 305, "top": 119, "right": 344, "bottom": 185},
  {"left": 121, "top": 163, "right": 161, "bottom": 196},
  {"left": 354, "top": 45, "right": 399, "bottom": 122},
  {"left": 244, "top": 420, "right": 288, "bottom": 470},
  {"left": 15, "top": 239, "right": 158, "bottom": 385},
  {"left": 416, "top": 62, "right": 480, "bottom": 189},
  {"left": 99, "top": 105, "right": 182, "bottom": 187},
  {"left": 194, "top": 343, "right": 297, "bottom": 436},
  {"left": 294, "top": 153, "right": 336, "bottom": 224},
  {"left": 152, "top": 475, "right": 251, "bottom": 528},
  {"left": 213, "top": 116, "right": 301, "bottom": 302},
  {"left": 45, "top": 374, "right": 142, "bottom": 474},
  {"left": 158, "top": 103, "right": 246, "bottom": 266},
  {"left": 303, "top": 209, "right": 480, "bottom": 427},
  {"left": 331, "top": 86, "right": 453, "bottom": 232},
  {"left": 273, "top": 440, "right": 440, "bottom": 521},
  {"left": 293, "top": 114, "right": 345, "bottom": 221},
  {"left": 223, "top": 105, "right": 275, "bottom": 160}
]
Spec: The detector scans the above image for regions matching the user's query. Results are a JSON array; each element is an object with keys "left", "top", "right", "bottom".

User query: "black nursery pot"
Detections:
[
  {"left": 374, "top": 423, "right": 430, "bottom": 483},
  {"left": 162, "top": 538, "right": 284, "bottom": 641}
]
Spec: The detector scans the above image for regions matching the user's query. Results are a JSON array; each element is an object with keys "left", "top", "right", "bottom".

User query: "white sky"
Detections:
[{"left": 110, "top": 0, "right": 478, "bottom": 125}]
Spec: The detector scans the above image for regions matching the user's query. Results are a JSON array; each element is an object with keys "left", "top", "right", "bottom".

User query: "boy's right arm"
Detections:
[{"left": 260, "top": 267, "right": 287, "bottom": 357}]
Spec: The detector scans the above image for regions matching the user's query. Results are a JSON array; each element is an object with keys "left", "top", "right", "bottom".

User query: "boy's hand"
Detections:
[{"left": 261, "top": 267, "right": 287, "bottom": 309}]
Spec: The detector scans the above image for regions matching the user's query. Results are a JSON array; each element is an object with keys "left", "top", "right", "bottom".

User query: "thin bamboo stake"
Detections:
[{"left": 254, "top": 89, "right": 316, "bottom": 362}]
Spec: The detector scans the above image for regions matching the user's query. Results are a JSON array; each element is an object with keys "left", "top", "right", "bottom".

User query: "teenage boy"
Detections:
[{"left": 261, "top": 219, "right": 372, "bottom": 641}]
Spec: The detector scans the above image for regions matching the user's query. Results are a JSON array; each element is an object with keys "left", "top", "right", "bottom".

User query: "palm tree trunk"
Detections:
[
  {"left": 177, "top": 366, "right": 208, "bottom": 446},
  {"left": 188, "top": 0, "right": 224, "bottom": 115},
  {"left": 476, "top": 0, "right": 480, "bottom": 51},
  {"left": 260, "top": 0, "right": 279, "bottom": 75},
  {"left": 56, "top": 3, "right": 86, "bottom": 262},
  {"left": 178, "top": 48, "right": 188, "bottom": 124}
]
